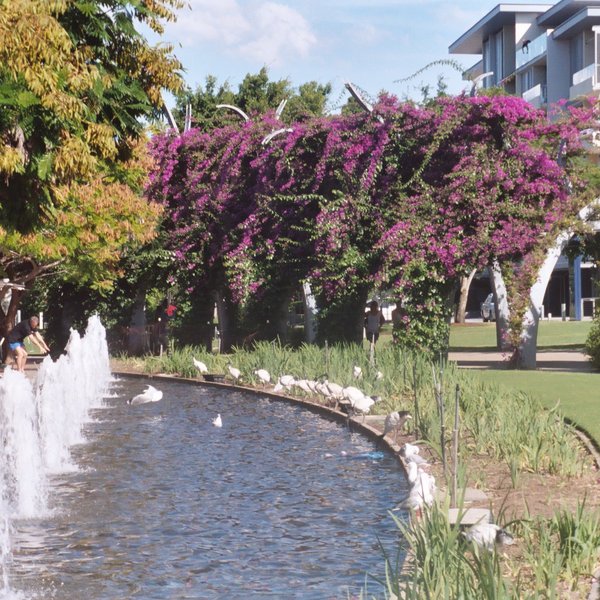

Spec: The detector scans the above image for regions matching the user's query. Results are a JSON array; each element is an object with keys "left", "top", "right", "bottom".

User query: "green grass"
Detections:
[
  {"left": 470, "top": 369, "right": 600, "bottom": 446},
  {"left": 449, "top": 320, "right": 593, "bottom": 351}
]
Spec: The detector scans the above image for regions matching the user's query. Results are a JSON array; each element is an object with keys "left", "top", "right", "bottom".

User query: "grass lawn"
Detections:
[
  {"left": 377, "top": 320, "right": 600, "bottom": 447},
  {"left": 449, "top": 320, "right": 593, "bottom": 350},
  {"left": 470, "top": 369, "right": 600, "bottom": 448}
]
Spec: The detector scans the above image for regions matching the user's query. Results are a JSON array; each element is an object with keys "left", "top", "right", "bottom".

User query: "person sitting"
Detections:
[{"left": 6, "top": 316, "right": 50, "bottom": 372}]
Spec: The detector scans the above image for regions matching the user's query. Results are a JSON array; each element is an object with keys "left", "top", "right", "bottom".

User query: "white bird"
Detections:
[
  {"left": 342, "top": 386, "right": 375, "bottom": 419},
  {"left": 279, "top": 374, "right": 296, "bottom": 388},
  {"left": 401, "top": 462, "right": 436, "bottom": 513},
  {"left": 379, "top": 411, "right": 412, "bottom": 445},
  {"left": 227, "top": 364, "right": 241, "bottom": 382},
  {"left": 128, "top": 384, "right": 163, "bottom": 405},
  {"left": 376, "top": 370, "right": 384, "bottom": 380},
  {"left": 193, "top": 357, "right": 208, "bottom": 374},
  {"left": 306, "top": 380, "right": 320, "bottom": 395},
  {"left": 212, "top": 413, "right": 223, "bottom": 427},
  {"left": 325, "top": 380, "right": 344, "bottom": 399},
  {"left": 463, "top": 523, "right": 514, "bottom": 551},
  {"left": 405, "top": 452, "right": 429, "bottom": 467},
  {"left": 353, "top": 365, "right": 363, "bottom": 379},
  {"left": 401, "top": 442, "right": 421, "bottom": 458},
  {"left": 254, "top": 368, "right": 271, "bottom": 385},
  {"left": 293, "top": 379, "right": 312, "bottom": 394},
  {"left": 273, "top": 374, "right": 295, "bottom": 393},
  {"left": 315, "top": 381, "right": 332, "bottom": 400}
]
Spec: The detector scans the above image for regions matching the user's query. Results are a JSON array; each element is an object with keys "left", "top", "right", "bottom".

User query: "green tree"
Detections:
[
  {"left": 174, "top": 67, "right": 332, "bottom": 130},
  {"left": 0, "top": 0, "right": 183, "bottom": 339}
]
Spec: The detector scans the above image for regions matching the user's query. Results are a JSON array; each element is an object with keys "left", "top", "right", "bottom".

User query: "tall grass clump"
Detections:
[
  {"left": 377, "top": 501, "right": 600, "bottom": 599},
  {"left": 383, "top": 503, "right": 514, "bottom": 599}
]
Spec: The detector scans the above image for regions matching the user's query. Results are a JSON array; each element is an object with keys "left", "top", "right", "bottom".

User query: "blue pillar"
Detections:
[{"left": 573, "top": 255, "right": 582, "bottom": 321}]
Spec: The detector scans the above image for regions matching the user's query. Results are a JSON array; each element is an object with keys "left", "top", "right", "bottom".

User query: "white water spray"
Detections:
[{"left": 0, "top": 315, "right": 111, "bottom": 597}]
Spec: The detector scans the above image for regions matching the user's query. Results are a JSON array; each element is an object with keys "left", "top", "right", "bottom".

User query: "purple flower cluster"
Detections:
[{"left": 146, "top": 93, "right": 594, "bottom": 331}]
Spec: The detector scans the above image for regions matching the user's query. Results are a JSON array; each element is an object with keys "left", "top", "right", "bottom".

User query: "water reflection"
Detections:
[{"left": 11, "top": 378, "right": 408, "bottom": 599}]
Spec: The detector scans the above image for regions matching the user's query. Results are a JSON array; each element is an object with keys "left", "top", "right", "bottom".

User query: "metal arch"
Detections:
[
  {"left": 261, "top": 128, "right": 294, "bottom": 145},
  {"left": 161, "top": 97, "right": 180, "bottom": 134},
  {"left": 344, "top": 81, "right": 384, "bottom": 123},
  {"left": 469, "top": 71, "right": 494, "bottom": 97},
  {"left": 184, "top": 103, "right": 192, "bottom": 132},
  {"left": 344, "top": 81, "right": 374, "bottom": 113},
  {"left": 275, "top": 98, "right": 288, "bottom": 120},
  {"left": 216, "top": 104, "right": 250, "bottom": 122}
]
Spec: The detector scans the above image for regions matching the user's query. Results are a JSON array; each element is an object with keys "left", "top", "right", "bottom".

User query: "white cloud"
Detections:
[
  {"left": 168, "top": 0, "right": 251, "bottom": 45},
  {"left": 239, "top": 3, "right": 317, "bottom": 65},
  {"left": 167, "top": 0, "right": 317, "bottom": 66}
]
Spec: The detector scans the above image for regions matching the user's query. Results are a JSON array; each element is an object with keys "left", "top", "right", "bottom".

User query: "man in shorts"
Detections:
[{"left": 6, "top": 316, "right": 50, "bottom": 372}]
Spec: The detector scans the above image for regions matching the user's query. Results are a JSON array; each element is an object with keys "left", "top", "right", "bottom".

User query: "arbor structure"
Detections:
[
  {"left": 0, "top": 0, "right": 183, "bottom": 340},
  {"left": 149, "top": 92, "right": 591, "bottom": 356}
]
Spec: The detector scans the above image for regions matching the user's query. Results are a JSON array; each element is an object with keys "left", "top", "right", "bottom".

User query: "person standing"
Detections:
[
  {"left": 364, "top": 301, "right": 386, "bottom": 345},
  {"left": 6, "top": 315, "right": 50, "bottom": 372}
]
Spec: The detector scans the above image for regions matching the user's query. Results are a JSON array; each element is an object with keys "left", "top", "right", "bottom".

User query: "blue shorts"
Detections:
[{"left": 8, "top": 342, "right": 24, "bottom": 350}]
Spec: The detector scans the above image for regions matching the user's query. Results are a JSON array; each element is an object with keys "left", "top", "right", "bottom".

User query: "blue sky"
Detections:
[{"left": 155, "top": 0, "right": 491, "bottom": 108}]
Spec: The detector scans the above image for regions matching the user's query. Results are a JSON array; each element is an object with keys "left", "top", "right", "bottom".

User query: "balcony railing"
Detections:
[
  {"left": 515, "top": 32, "right": 547, "bottom": 69},
  {"left": 522, "top": 83, "right": 547, "bottom": 105},
  {"left": 572, "top": 63, "right": 598, "bottom": 86}
]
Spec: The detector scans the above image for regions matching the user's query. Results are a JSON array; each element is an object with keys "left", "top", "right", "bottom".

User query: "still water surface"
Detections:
[{"left": 12, "top": 378, "right": 408, "bottom": 599}]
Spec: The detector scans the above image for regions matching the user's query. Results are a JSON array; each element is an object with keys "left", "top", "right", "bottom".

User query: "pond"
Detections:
[{"left": 10, "top": 378, "right": 409, "bottom": 599}]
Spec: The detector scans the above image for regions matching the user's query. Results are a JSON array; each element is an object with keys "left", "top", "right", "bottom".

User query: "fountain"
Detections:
[
  {"left": 0, "top": 316, "right": 111, "bottom": 598},
  {"left": 0, "top": 316, "right": 406, "bottom": 598}
]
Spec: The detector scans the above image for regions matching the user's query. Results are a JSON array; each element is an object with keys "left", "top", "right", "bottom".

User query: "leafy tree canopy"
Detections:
[
  {"left": 149, "top": 92, "right": 597, "bottom": 349},
  {"left": 0, "top": 0, "right": 182, "bottom": 324},
  {"left": 173, "top": 66, "right": 332, "bottom": 129}
]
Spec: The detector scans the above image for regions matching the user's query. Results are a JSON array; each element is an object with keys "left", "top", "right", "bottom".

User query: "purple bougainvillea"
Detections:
[{"left": 146, "top": 92, "right": 593, "bottom": 349}]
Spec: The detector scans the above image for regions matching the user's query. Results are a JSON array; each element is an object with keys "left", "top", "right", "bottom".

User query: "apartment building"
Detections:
[
  {"left": 450, "top": 1, "right": 600, "bottom": 108},
  {"left": 449, "top": 1, "right": 600, "bottom": 320}
]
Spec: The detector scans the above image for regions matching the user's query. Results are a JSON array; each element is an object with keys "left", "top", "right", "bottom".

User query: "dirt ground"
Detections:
[{"left": 395, "top": 433, "right": 600, "bottom": 521}]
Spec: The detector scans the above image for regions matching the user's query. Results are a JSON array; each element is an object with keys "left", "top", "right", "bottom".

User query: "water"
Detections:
[
  {"left": 1, "top": 324, "right": 409, "bottom": 599},
  {"left": 0, "top": 316, "right": 111, "bottom": 599}
]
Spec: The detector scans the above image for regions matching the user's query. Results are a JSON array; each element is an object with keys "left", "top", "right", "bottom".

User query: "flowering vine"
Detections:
[{"left": 146, "top": 93, "right": 593, "bottom": 349}]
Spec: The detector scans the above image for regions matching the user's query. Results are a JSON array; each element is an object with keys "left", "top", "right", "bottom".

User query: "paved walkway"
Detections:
[{"left": 448, "top": 349, "right": 595, "bottom": 372}]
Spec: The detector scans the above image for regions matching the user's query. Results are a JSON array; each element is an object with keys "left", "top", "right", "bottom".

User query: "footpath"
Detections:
[{"left": 448, "top": 348, "right": 594, "bottom": 372}]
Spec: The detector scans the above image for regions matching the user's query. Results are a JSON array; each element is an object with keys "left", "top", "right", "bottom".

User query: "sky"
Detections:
[{"left": 153, "top": 0, "right": 493, "bottom": 110}]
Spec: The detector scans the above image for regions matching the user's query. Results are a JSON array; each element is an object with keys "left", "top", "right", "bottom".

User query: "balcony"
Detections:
[
  {"left": 570, "top": 63, "right": 600, "bottom": 99},
  {"left": 515, "top": 32, "right": 547, "bottom": 69},
  {"left": 522, "top": 83, "right": 547, "bottom": 108}
]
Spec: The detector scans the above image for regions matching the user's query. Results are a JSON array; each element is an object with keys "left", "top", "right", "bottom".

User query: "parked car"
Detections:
[{"left": 480, "top": 293, "right": 496, "bottom": 322}]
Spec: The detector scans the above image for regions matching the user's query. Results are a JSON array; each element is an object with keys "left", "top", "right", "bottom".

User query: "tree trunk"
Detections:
[
  {"left": 272, "top": 291, "right": 291, "bottom": 344},
  {"left": 0, "top": 288, "right": 23, "bottom": 362},
  {"left": 215, "top": 289, "right": 241, "bottom": 353},
  {"left": 455, "top": 269, "right": 476, "bottom": 323},
  {"left": 516, "top": 231, "right": 572, "bottom": 369},
  {"left": 127, "top": 290, "right": 147, "bottom": 356},
  {"left": 302, "top": 281, "right": 318, "bottom": 343},
  {"left": 488, "top": 262, "right": 512, "bottom": 351}
]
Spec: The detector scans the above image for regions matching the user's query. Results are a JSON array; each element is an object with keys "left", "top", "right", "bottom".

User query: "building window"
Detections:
[
  {"left": 494, "top": 32, "right": 504, "bottom": 81},
  {"left": 570, "top": 33, "right": 584, "bottom": 76}
]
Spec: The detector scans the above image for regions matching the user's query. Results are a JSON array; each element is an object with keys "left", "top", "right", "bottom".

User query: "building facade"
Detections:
[{"left": 449, "top": 1, "right": 600, "bottom": 320}]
